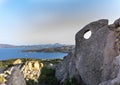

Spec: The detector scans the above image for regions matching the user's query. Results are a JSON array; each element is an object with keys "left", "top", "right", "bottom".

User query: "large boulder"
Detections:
[
  {"left": 56, "top": 18, "right": 120, "bottom": 85},
  {"left": 75, "top": 19, "right": 109, "bottom": 85},
  {"left": 56, "top": 50, "right": 80, "bottom": 82},
  {"left": 5, "top": 67, "right": 26, "bottom": 85},
  {"left": 0, "top": 60, "right": 43, "bottom": 85},
  {"left": 0, "top": 66, "right": 26, "bottom": 85}
]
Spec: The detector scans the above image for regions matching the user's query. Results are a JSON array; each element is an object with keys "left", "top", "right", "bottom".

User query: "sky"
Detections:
[{"left": 0, "top": 0, "right": 120, "bottom": 45}]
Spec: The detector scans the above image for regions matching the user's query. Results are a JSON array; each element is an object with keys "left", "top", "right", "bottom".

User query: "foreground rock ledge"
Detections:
[{"left": 56, "top": 18, "right": 120, "bottom": 85}]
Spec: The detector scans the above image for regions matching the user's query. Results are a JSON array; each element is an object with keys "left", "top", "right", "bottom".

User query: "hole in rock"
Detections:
[{"left": 83, "top": 30, "right": 92, "bottom": 39}]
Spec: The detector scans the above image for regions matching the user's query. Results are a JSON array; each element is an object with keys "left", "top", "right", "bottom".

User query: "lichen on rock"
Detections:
[{"left": 21, "top": 60, "right": 43, "bottom": 82}]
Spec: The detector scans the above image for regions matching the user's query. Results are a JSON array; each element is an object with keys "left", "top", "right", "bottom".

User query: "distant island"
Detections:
[
  {"left": 0, "top": 43, "right": 74, "bottom": 53},
  {"left": 22, "top": 45, "right": 75, "bottom": 53}
]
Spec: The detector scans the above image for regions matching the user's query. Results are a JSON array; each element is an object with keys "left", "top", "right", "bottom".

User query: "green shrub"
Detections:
[
  {"left": 63, "top": 78, "right": 71, "bottom": 85},
  {"left": 71, "top": 77, "right": 78, "bottom": 85},
  {"left": 38, "top": 67, "right": 59, "bottom": 85},
  {"left": 26, "top": 67, "right": 59, "bottom": 85},
  {"left": 62, "top": 76, "right": 87, "bottom": 85},
  {"left": 26, "top": 80, "right": 38, "bottom": 85}
]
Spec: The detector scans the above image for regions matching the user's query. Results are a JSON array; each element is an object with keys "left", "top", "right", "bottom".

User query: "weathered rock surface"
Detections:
[
  {"left": 5, "top": 67, "right": 26, "bottom": 85},
  {"left": 0, "top": 60, "right": 43, "bottom": 85},
  {"left": 99, "top": 55, "right": 120, "bottom": 85},
  {"left": 56, "top": 50, "right": 80, "bottom": 82},
  {"left": 0, "top": 66, "right": 26, "bottom": 85},
  {"left": 56, "top": 18, "right": 120, "bottom": 85}
]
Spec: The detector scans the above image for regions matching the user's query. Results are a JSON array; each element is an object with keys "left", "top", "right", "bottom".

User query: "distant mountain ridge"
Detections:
[
  {"left": 23, "top": 45, "right": 75, "bottom": 53},
  {"left": 0, "top": 43, "right": 73, "bottom": 49},
  {"left": 0, "top": 44, "right": 16, "bottom": 48}
]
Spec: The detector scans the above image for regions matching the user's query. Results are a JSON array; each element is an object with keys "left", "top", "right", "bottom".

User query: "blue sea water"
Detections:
[{"left": 0, "top": 48, "right": 68, "bottom": 60}]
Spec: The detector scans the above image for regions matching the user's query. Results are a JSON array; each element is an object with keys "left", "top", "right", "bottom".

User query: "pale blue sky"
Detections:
[{"left": 0, "top": 0, "right": 120, "bottom": 45}]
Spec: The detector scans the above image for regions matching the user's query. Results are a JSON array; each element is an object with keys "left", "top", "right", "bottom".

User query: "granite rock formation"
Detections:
[
  {"left": 56, "top": 50, "right": 80, "bottom": 82},
  {"left": 0, "top": 59, "right": 43, "bottom": 85},
  {"left": 56, "top": 18, "right": 120, "bottom": 85},
  {"left": 0, "top": 66, "right": 26, "bottom": 85},
  {"left": 5, "top": 67, "right": 26, "bottom": 85}
]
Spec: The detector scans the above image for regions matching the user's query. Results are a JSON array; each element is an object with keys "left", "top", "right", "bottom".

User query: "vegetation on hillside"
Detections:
[
  {"left": 0, "top": 58, "right": 62, "bottom": 68},
  {"left": 0, "top": 58, "right": 85, "bottom": 85},
  {"left": 26, "top": 66, "right": 59, "bottom": 85}
]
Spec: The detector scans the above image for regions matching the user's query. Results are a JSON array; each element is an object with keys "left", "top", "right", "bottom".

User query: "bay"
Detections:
[{"left": 0, "top": 48, "right": 68, "bottom": 60}]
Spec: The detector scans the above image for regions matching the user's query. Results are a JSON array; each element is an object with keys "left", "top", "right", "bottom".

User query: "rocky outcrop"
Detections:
[
  {"left": 5, "top": 67, "right": 26, "bottom": 85},
  {"left": 56, "top": 18, "right": 120, "bottom": 85},
  {"left": 21, "top": 61, "right": 43, "bottom": 82},
  {"left": 99, "top": 55, "right": 120, "bottom": 85},
  {"left": 56, "top": 50, "right": 80, "bottom": 83},
  {"left": 0, "top": 59, "right": 43, "bottom": 85},
  {"left": 0, "top": 66, "right": 26, "bottom": 85}
]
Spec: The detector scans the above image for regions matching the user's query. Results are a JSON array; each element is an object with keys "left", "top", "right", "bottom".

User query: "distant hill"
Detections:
[
  {"left": 18, "top": 43, "right": 65, "bottom": 49},
  {"left": 0, "top": 44, "right": 16, "bottom": 48},
  {"left": 22, "top": 45, "right": 75, "bottom": 53},
  {"left": 0, "top": 43, "right": 73, "bottom": 49}
]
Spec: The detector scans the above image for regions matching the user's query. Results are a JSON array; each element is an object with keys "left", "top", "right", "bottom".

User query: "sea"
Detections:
[{"left": 0, "top": 48, "right": 68, "bottom": 60}]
